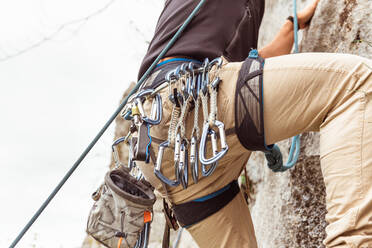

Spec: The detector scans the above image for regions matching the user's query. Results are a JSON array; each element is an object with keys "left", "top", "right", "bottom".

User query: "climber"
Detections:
[{"left": 134, "top": 0, "right": 372, "bottom": 247}]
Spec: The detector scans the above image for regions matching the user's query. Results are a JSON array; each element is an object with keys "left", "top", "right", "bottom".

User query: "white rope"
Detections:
[
  {"left": 168, "top": 105, "right": 180, "bottom": 146},
  {"left": 191, "top": 96, "right": 200, "bottom": 139}
]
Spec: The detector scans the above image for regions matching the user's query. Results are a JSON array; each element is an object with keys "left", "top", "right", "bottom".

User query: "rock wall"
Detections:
[{"left": 249, "top": 0, "right": 372, "bottom": 247}]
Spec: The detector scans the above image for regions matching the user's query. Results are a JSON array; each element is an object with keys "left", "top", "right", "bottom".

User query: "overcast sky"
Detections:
[{"left": 0, "top": 0, "right": 163, "bottom": 247}]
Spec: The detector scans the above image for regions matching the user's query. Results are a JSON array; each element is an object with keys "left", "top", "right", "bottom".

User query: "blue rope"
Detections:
[
  {"left": 156, "top": 58, "right": 201, "bottom": 68},
  {"left": 265, "top": 0, "right": 301, "bottom": 172},
  {"left": 293, "top": 0, "right": 299, "bottom": 53},
  {"left": 8, "top": 0, "right": 208, "bottom": 247},
  {"left": 288, "top": 0, "right": 301, "bottom": 169}
]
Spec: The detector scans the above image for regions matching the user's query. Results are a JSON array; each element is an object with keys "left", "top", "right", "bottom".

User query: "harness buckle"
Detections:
[{"left": 163, "top": 199, "right": 179, "bottom": 231}]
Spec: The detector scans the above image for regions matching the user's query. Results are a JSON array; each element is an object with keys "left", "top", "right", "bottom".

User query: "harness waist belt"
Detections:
[{"left": 172, "top": 180, "right": 240, "bottom": 228}]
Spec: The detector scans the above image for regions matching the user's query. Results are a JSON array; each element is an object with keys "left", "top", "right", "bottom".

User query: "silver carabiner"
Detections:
[
  {"left": 178, "top": 139, "right": 189, "bottom": 189},
  {"left": 208, "top": 57, "right": 223, "bottom": 70},
  {"left": 165, "top": 69, "right": 177, "bottom": 83},
  {"left": 189, "top": 136, "right": 199, "bottom": 183},
  {"left": 154, "top": 141, "right": 180, "bottom": 187},
  {"left": 128, "top": 136, "right": 137, "bottom": 170},
  {"left": 188, "top": 62, "right": 199, "bottom": 100},
  {"left": 199, "top": 120, "right": 229, "bottom": 165},
  {"left": 112, "top": 136, "right": 127, "bottom": 168},
  {"left": 200, "top": 128, "right": 218, "bottom": 177},
  {"left": 136, "top": 89, "right": 163, "bottom": 125}
]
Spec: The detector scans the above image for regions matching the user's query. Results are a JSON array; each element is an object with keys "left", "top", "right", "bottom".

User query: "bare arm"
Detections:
[{"left": 258, "top": 0, "right": 320, "bottom": 59}]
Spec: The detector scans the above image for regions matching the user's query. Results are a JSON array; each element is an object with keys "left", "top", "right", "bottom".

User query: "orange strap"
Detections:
[
  {"left": 144, "top": 211, "right": 152, "bottom": 223},
  {"left": 158, "top": 56, "right": 179, "bottom": 64},
  {"left": 117, "top": 237, "right": 123, "bottom": 248},
  {"left": 157, "top": 56, "right": 193, "bottom": 64}
]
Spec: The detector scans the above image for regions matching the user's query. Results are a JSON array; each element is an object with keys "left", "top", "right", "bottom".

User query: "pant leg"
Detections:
[
  {"left": 263, "top": 53, "right": 372, "bottom": 247},
  {"left": 187, "top": 191, "right": 257, "bottom": 248}
]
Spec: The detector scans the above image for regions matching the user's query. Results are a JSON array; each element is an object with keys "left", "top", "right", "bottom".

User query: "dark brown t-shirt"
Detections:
[{"left": 138, "top": 0, "right": 265, "bottom": 80}]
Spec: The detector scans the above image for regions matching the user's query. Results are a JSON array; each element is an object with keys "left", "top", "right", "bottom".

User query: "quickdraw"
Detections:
[{"left": 117, "top": 57, "right": 229, "bottom": 190}]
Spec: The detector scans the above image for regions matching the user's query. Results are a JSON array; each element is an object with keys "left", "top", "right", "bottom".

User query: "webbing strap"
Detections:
[
  {"left": 8, "top": 1, "right": 208, "bottom": 247},
  {"left": 172, "top": 181, "right": 240, "bottom": 228}
]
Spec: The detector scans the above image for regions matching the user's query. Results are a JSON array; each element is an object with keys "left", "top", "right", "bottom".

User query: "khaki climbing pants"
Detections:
[{"left": 138, "top": 53, "right": 372, "bottom": 248}]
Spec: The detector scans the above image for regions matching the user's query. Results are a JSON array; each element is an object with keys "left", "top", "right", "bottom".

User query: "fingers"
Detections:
[{"left": 296, "top": 0, "right": 320, "bottom": 29}]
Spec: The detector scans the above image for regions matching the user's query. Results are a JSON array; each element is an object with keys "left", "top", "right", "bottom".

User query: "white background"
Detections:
[{"left": 0, "top": 0, "right": 163, "bottom": 247}]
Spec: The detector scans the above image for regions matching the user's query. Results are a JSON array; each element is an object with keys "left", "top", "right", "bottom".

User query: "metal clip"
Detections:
[
  {"left": 200, "top": 128, "right": 218, "bottom": 177},
  {"left": 188, "top": 63, "right": 199, "bottom": 100},
  {"left": 208, "top": 57, "right": 223, "bottom": 70},
  {"left": 128, "top": 137, "right": 137, "bottom": 170},
  {"left": 178, "top": 139, "right": 189, "bottom": 189},
  {"left": 199, "top": 120, "right": 229, "bottom": 165},
  {"left": 132, "top": 104, "right": 142, "bottom": 126},
  {"left": 201, "top": 58, "right": 209, "bottom": 95},
  {"left": 189, "top": 136, "right": 199, "bottom": 183},
  {"left": 112, "top": 136, "right": 126, "bottom": 168},
  {"left": 154, "top": 141, "right": 180, "bottom": 187},
  {"left": 131, "top": 164, "right": 144, "bottom": 181},
  {"left": 211, "top": 76, "right": 221, "bottom": 89},
  {"left": 136, "top": 89, "right": 163, "bottom": 125}
]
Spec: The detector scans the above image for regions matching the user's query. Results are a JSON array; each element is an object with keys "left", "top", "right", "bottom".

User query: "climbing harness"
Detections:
[{"left": 8, "top": 0, "right": 208, "bottom": 247}]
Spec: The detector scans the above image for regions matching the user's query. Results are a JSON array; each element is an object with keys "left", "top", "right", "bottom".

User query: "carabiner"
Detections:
[
  {"left": 190, "top": 136, "right": 199, "bottom": 183},
  {"left": 178, "top": 139, "right": 189, "bottom": 189},
  {"left": 211, "top": 76, "right": 221, "bottom": 89},
  {"left": 112, "top": 136, "right": 129, "bottom": 168},
  {"left": 199, "top": 120, "right": 228, "bottom": 165},
  {"left": 200, "top": 128, "right": 218, "bottom": 177},
  {"left": 154, "top": 141, "right": 180, "bottom": 187},
  {"left": 187, "top": 62, "right": 196, "bottom": 97},
  {"left": 208, "top": 57, "right": 223, "bottom": 70},
  {"left": 165, "top": 69, "right": 177, "bottom": 82},
  {"left": 136, "top": 89, "right": 163, "bottom": 125},
  {"left": 128, "top": 137, "right": 137, "bottom": 170},
  {"left": 201, "top": 58, "right": 209, "bottom": 95}
]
